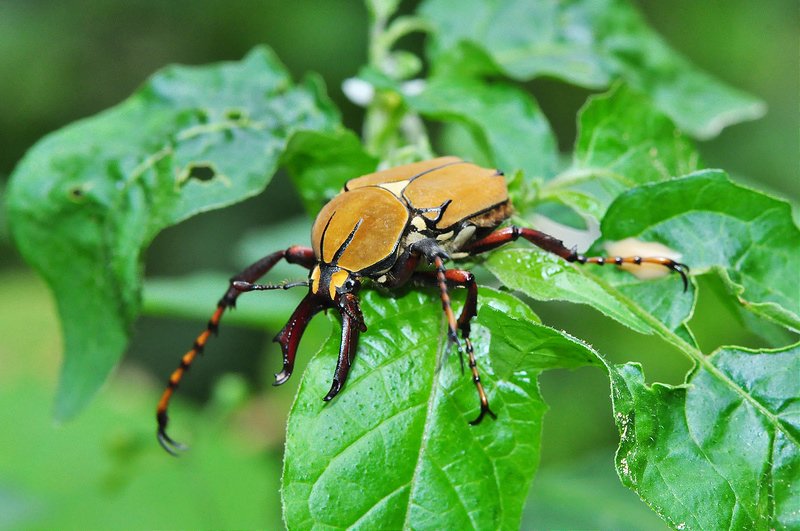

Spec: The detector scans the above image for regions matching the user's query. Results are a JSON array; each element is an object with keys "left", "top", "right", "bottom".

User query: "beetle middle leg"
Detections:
[
  {"left": 465, "top": 226, "right": 689, "bottom": 290},
  {"left": 412, "top": 264, "right": 497, "bottom": 425}
]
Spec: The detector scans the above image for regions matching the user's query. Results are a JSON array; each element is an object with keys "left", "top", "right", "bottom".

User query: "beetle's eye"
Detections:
[{"left": 344, "top": 278, "right": 356, "bottom": 291}]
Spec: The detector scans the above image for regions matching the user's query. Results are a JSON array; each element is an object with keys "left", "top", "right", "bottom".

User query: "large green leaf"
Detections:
[
  {"left": 418, "top": 0, "right": 765, "bottom": 138},
  {"left": 282, "top": 288, "right": 601, "bottom": 530},
  {"left": 282, "top": 129, "right": 378, "bottom": 217},
  {"left": 5, "top": 46, "right": 338, "bottom": 420},
  {"left": 599, "top": 170, "right": 800, "bottom": 332},
  {"left": 610, "top": 343, "right": 800, "bottom": 530},
  {"left": 408, "top": 74, "right": 557, "bottom": 178},
  {"left": 543, "top": 83, "right": 700, "bottom": 220}
]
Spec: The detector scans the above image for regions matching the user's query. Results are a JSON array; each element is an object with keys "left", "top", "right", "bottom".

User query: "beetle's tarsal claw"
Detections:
[
  {"left": 323, "top": 379, "right": 342, "bottom": 402},
  {"left": 157, "top": 427, "right": 188, "bottom": 456},
  {"left": 468, "top": 404, "right": 497, "bottom": 426},
  {"left": 672, "top": 263, "right": 690, "bottom": 292},
  {"left": 447, "top": 329, "right": 460, "bottom": 346},
  {"left": 273, "top": 369, "right": 292, "bottom": 386}
]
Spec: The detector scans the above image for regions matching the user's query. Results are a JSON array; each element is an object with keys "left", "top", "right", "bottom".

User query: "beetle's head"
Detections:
[{"left": 309, "top": 264, "right": 360, "bottom": 303}]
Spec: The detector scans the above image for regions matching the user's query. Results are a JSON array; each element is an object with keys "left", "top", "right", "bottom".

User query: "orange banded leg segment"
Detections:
[
  {"left": 413, "top": 266, "right": 496, "bottom": 426},
  {"left": 466, "top": 226, "right": 689, "bottom": 290},
  {"left": 156, "top": 245, "right": 315, "bottom": 456},
  {"left": 433, "top": 255, "right": 460, "bottom": 347}
]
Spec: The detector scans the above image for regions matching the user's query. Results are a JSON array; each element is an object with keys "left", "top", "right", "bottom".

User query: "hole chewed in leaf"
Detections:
[{"left": 186, "top": 163, "right": 216, "bottom": 183}]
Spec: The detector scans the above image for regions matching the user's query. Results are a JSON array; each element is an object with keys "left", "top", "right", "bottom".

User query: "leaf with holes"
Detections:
[
  {"left": 282, "top": 288, "right": 602, "bottom": 530},
  {"left": 542, "top": 83, "right": 700, "bottom": 220},
  {"left": 609, "top": 343, "right": 800, "bottom": 530},
  {"left": 418, "top": 0, "right": 764, "bottom": 139},
  {"left": 5, "top": 46, "right": 338, "bottom": 420}
]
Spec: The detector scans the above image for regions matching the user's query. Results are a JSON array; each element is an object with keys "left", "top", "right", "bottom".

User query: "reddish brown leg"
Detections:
[
  {"left": 413, "top": 266, "right": 496, "bottom": 425},
  {"left": 323, "top": 293, "right": 367, "bottom": 401},
  {"left": 156, "top": 245, "right": 315, "bottom": 455},
  {"left": 273, "top": 293, "right": 326, "bottom": 386},
  {"left": 466, "top": 226, "right": 689, "bottom": 290}
]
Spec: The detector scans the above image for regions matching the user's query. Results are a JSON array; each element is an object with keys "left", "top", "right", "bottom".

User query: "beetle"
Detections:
[{"left": 156, "top": 156, "right": 688, "bottom": 454}]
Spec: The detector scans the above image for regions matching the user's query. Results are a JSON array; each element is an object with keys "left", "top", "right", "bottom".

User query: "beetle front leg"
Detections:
[
  {"left": 466, "top": 226, "right": 689, "bottom": 290},
  {"left": 156, "top": 245, "right": 315, "bottom": 455},
  {"left": 274, "top": 293, "right": 326, "bottom": 386},
  {"left": 324, "top": 293, "right": 367, "bottom": 401}
]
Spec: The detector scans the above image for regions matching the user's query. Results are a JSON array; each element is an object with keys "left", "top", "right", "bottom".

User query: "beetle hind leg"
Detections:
[{"left": 466, "top": 226, "right": 690, "bottom": 291}]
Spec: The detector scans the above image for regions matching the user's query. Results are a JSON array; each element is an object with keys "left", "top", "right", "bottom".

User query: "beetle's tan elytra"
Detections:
[{"left": 156, "top": 157, "right": 689, "bottom": 455}]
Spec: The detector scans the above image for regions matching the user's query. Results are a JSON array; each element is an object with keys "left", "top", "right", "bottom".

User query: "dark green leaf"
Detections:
[
  {"left": 543, "top": 84, "right": 700, "bottom": 219},
  {"left": 409, "top": 75, "right": 557, "bottom": 178},
  {"left": 282, "top": 130, "right": 378, "bottom": 216},
  {"left": 282, "top": 288, "right": 600, "bottom": 530},
  {"left": 599, "top": 170, "right": 800, "bottom": 332},
  {"left": 610, "top": 343, "right": 800, "bottom": 530},
  {"left": 418, "top": 0, "right": 765, "bottom": 138},
  {"left": 5, "top": 46, "right": 338, "bottom": 420}
]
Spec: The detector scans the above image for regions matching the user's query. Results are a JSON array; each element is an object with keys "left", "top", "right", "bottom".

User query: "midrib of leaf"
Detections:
[
  {"left": 401, "top": 327, "right": 451, "bottom": 530},
  {"left": 398, "top": 314, "right": 493, "bottom": 530},
  {"left": 592, "top": 270, "right": 799, "bottom": 448}
]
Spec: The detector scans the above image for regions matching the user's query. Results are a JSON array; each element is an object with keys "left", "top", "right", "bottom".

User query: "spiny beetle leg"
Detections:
[
  {"left": 155, "top": 245, "right": 315, "bottom": 455},
  {"left": 323, "top": 293, "right": 364, "bottom": 402},
  {"left": 432, "top": 255, "right": 464, "bottom": 370},
  {"left": 466, "top": 337, "right": 497, "bottom": 426},
  {"left": 466, "top": 226, "right": 690, "bottom": 290}
]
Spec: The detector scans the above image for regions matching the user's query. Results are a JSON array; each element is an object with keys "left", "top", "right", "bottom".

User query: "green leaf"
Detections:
[
  {"left": 408, "top": 75, "right": 557, "bottom": 178},
  {"left": 282, "top": 130, "right": 378, "bottom": 216},
  {"left": 5, "top": 46, "right": 338, "bottom": 420},
  {"left": 609, "top": 343, "right": 800, "bottom": 530},
  {"left": 282, "top": 288, "right": 601, "bottom": 530},
  {"left": 543, "top": 84, "right": 700, "bottom": 219},
  {"left": 418, "top": 0, "right": 765, "bottom": 138},
  {"left": 484, "top": 249, "right": 694, "bottom": 336},
  {"left": 599, "top": 170, "right": 800, "bottom": 332}
]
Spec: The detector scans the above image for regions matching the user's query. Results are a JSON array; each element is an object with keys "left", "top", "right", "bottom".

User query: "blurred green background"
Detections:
[{"left": 1, "top": 1, "right": 797, "bottom": 529}]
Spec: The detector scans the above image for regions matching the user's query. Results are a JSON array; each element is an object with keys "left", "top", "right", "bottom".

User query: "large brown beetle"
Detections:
[{"left": 157, "top": 157, "right": 688, "bottom": 454}]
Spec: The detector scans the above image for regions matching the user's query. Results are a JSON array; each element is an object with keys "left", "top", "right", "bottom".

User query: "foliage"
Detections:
[{"left": 5, "top": 0, "right": 797, "bottom": 529}]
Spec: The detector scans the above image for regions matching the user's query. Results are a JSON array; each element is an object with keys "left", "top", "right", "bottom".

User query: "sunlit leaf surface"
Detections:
[
  {"left": 610, "top": 344, "right": 800, "bottom": 530},
  {"left": 283, "top": 288, "right": 601, "bottom": 530}
]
